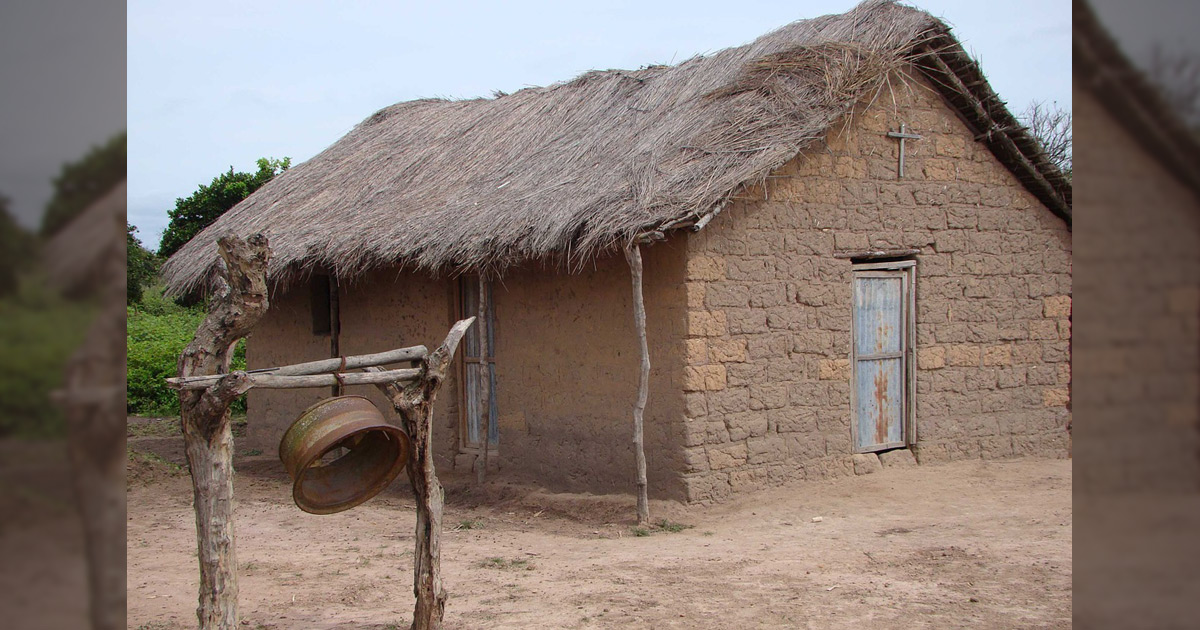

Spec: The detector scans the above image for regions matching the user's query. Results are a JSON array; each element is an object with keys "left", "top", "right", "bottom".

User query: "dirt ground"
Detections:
[{"left": 128, "top": 418, "right": 1071, "bottom": 629}]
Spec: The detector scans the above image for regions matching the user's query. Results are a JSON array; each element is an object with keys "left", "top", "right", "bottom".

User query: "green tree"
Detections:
[
  {"left": 158, "top": 157, "right": 290, "bottom": 258},
  {"left": 127, "top": 223, "right": 160, "bottom": 304},
  {"left": 0, "top": 196, "right": 34, "bottom": 296},
  {"left": 41, "top": 132, "right": 127, "bottom": 237}
]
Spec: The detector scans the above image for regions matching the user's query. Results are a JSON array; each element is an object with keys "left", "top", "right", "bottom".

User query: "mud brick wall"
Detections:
[
  {"left": 1073, "top": 89, "right": 1200, "bottom": 493},
  {"left": 677, "top": 73, "right": 1072, "bottom": 503}
]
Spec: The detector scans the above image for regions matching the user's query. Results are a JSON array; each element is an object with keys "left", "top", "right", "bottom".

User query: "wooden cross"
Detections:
[{"left": 886, "top": 123, "right": 922, "bottom": 179}]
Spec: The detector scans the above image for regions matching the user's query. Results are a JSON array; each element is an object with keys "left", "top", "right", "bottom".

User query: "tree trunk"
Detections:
[
  {"left": 177, "top": 234, "right": 271, "bottom": 630},
  {"left": 61, "top": 267, "right": 127, "bottom": 629},
  {"left": 49, "top": 196, "right": 128, "bottom": 630},
  {"left": 371, "top": 318, "right": 473, "bottom": 630},
  {"left": 183, "top": 418, "right": 239, "bottom": 629},
  {"left": 624, "top": 244, "right": 651, "bottom": 526},
  {"left": 476, "top": 274, "right": 490, "bottom": 484},
  {"left": 408, "top": 400, "right": 446, "bottom": 630}
]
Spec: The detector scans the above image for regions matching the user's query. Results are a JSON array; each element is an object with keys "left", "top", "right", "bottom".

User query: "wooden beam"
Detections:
[
  {"left": 166, "top": 345, "right": 427, "bottom": 389},
  {"left": 330, "top": 275, "right": 342, "bottom": 396},
  {"left": 832, "top": 248, "right": 921, "bottom": 260},
  {"left": 915, "top": 46, "right": 1071, "bottom": 224},
  {"left": 624, "top": 244, "right": 651, "bottom": 526},
  {"left": 170, "top": 367, "right": 422, "bottom": 391}
]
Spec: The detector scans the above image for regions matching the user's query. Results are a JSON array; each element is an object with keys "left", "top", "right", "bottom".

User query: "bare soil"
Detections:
[{"left": 128, "top": 418, "right": 1071, "bottom": 629}]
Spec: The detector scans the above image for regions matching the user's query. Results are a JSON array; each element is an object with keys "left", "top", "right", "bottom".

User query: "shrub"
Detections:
[
  {"left": 0, "top": 276, "right": 93, "bottom": 437},
  {"left": 127, "top": 286, "right": 246, "bottom": 416}
]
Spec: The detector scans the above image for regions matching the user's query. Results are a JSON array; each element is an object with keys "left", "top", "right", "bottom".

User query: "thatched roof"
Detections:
[
  {"left": 1074, "top": 0, "right": 1200, "bottom": 196},
  {"left": 163, "top": 0, "right": 1071, "bottom": 295},
  {"left": 45, "top": 180, "right": 125, "bottom": 298}
]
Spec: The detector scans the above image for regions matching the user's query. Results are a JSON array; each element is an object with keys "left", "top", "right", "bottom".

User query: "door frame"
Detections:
[
  {"left": 849, "top": 259, "right": 917, "bottom": 453},
  {"left": 454, "top": 275, "right": 498, "bottom": 454}
]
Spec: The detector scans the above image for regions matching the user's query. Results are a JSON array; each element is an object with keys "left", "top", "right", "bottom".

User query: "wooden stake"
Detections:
[
  {"left": 369, "top": 317, "right": 474, "bottom": 630},
  {"left": 55, "top": 203, "right": 127, "bottom": 630},
  {"left": 476, "top": 274, "right": 490, "bottom": 484},
  {"left": 624, "top": 244, "right": 651, "bottom": 526},
  {"left": 177, "top": 234, "right": 271, "bottom": 630},
  {"left": 330, "top": 275, "right": 342, "bottom": 396}
]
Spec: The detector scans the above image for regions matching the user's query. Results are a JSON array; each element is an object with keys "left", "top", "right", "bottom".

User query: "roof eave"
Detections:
[{"left": 911, "top": 31, "right": 1073, "bottom": 228}]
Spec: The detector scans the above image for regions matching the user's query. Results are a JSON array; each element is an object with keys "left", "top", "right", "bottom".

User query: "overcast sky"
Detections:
[
  {"left": 122, "top": 0, "right": 1077, "bottom": 250},
  {"left": 0, "top": 0, "right": 124, "bottom": 231}
]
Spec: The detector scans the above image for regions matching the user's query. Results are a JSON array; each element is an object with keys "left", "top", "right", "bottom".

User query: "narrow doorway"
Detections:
[{"left": 850, "top": 260, "right": 915, "bottom": 453}]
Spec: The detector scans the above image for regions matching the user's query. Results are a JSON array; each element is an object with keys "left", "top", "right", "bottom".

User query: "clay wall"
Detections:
[{"left": 679, "top": 72, "right": 1073, "bottom": 502}]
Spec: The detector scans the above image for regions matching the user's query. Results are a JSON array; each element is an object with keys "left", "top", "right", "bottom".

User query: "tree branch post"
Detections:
[
  {"left": 177, "top": 234, "right": 271, "bottom": 630},
  {"left": 370, "top": 317, "right": 474, "bottom": 630},
  {"left": 624, "top": 244, "right": 651, "bottom": 526}
]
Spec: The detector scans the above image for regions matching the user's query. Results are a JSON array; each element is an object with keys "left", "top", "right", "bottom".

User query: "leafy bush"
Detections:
[
  {"left": 0, "top": 276, "right": 94, "bottom": 437},
  {"left": 127, "top": 286, "right": 246, "bottom": 416}
]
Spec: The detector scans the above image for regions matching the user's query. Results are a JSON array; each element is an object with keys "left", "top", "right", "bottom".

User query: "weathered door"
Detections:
[
  {"left": 461, "top": 278, "right": 498, "bottom": 449},
  {"left": 851, "top": 262, "right": 914, "bottom": 452}
]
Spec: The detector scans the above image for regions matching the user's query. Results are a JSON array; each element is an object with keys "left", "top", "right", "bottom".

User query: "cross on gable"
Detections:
[{"left": 886, "top": 123, "right": 922, "bottom": 179}]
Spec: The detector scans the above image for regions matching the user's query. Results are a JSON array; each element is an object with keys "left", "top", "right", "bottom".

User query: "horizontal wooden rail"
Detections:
[
  {"left": 170, "top": 367, "right": 424, "bottom": 391},
  {"left": 166, "top": 345, "right": 427, "bottom": 389}
]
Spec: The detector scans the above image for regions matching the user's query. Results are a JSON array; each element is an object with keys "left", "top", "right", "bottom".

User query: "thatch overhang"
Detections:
[
  {"left": 163, "top": 0, "right": 1071, "bottom": 296},
  {"left": 1074, "top": 0, "right": 1200, "bottom": 198},
  {"left": 45, "top": 180, "right": 126, "bottom": 298}
]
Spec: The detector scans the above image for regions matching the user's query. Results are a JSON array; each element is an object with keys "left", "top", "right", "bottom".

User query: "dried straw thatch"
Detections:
[
  {"left": 163, "top": 0, "right": 1070, "bottom": 295},
  {"left": 45, "top": 180, "right": 126, "bottom": 298},
  {"left": 1074, "top": 0, "right": 1200, "bottom": 196}
]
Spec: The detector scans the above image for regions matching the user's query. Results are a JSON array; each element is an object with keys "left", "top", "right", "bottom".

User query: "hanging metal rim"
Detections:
[{"left": 279, "top": 395, "right": 410, "bottom": 515}]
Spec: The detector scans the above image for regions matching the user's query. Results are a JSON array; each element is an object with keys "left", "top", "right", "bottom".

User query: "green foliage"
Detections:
[
  {"left": 0, "top": 196, "right": 36, "bottom": 297},
  {"left": 1, "top": 207, "right": 21, "bottom": 296},
  {"left": 655, "top": 518, "right": 694, "bottom": 533},
  {"left": 158, "top": 157, "right": 291, "bottom": 258},
  {"left": 0, "top": 276, "right": 94, "bottom": 437},
  {"left": 127, "top": 224, "right": 161, "bottom": 304},
  {"left": 127, "top": 286, "right": 246, "bottom": 416},
  {"left": 41, "top": 132, "right": 127, "bottom": 237},
  {"left": 479, "top": 557, "right": 533, "bottom": 570}
]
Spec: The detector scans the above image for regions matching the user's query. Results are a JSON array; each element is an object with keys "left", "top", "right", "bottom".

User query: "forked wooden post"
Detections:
[
  {"left": 369, "top": 317, "right": 474, "bottom": 630},
  {"left": 624, "top": 243, "right": 651, "bottom": 526},
  {"left": 172, "top": 230, "right": 467, "bottom": 630},
  {"left": 177, "top": 234, "right": 271, "bottom": 630}
]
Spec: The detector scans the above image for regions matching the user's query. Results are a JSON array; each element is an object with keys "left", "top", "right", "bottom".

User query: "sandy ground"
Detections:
[
  {"left": 0, "top": 439, "right": 90, "bottom": 629},
  {"left": 128, "top": 420, "right": 1071, "bottom": 629}
]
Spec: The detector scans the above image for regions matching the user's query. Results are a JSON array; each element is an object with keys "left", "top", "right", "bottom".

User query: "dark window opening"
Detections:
[{"left": 311, "top": 274, "right": 331, "bottom": 335}]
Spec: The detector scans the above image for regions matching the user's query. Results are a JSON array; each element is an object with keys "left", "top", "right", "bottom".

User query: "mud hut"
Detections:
[
  {"left": 164, "top": 0, "right": 1071, "bottom": 503},
  {"left": 1073, "top": 0, "right": 1200, "bottom": 493}
]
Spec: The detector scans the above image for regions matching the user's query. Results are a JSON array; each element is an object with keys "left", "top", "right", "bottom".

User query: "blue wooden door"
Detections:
[{"left": 852, "top": 268, "right": 910, "bottom": 452}]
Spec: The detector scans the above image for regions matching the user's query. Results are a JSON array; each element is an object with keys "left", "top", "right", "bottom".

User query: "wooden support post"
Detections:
[
  {"left": 370, "top": 317, "right": 474, "bottom": 630},
  {"left": 624, "top": 244, "right": 651, "bottom": 526},
  {"left": 177, "top": 234, "right": 271, "bottom": 630},
  {"left": 476, "top": 274, "right": 490, "bottom": 484},
  {"left": 56, "top": 210, "right": 127, "bottom": 630},
  {"left": 330, "top": 275, "right": 342, "bottom": 396}
]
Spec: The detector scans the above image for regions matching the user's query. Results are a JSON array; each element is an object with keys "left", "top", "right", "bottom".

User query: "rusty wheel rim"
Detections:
[{"left": 279, "top": 395, "right": 410, "bottom": 514}]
